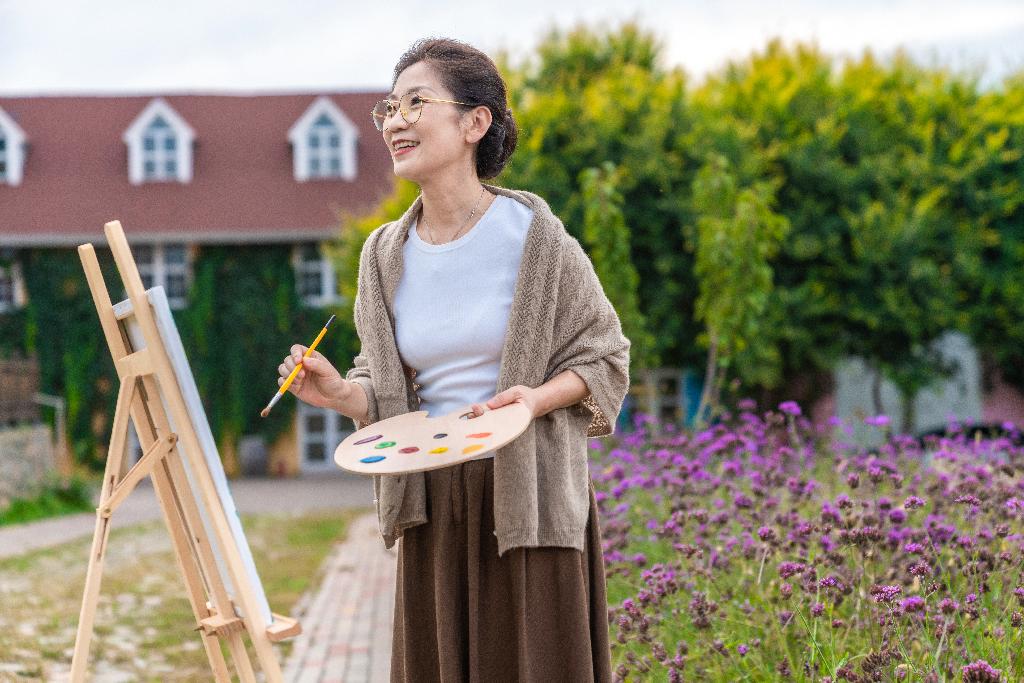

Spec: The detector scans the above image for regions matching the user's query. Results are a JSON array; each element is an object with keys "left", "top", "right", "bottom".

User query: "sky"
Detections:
[{"left": 1, "top": 0, "right": 1022, "bottom": 95}]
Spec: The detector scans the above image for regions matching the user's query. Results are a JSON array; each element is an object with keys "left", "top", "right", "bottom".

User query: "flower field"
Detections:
[{"left": 593, "top": 401, "right": 1023, "bottom": 682}]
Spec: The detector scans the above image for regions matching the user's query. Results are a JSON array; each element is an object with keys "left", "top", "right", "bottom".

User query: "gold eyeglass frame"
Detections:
[{"left": 371, "top": 93, "right": 477, "bottom": 131}]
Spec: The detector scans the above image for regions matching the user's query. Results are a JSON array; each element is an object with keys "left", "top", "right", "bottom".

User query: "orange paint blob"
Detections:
[
  {"left": 466, "top": 432, "right": 492, "bottom": 439},
  {"left": 462, "top": 444, "right": 484, "bottom": 455}
]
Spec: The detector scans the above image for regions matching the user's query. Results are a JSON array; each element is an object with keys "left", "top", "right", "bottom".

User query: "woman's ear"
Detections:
[{"left": 463, "top": 105, "right": 493, "bottom": 144}]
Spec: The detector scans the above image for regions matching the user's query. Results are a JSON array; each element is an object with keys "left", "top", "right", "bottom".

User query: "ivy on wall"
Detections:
[
  {"left": 7, "top": 249, "right": 120, "bottom": 469},
  {"left": 0, "top": 245, "right": 358, "bottom": 473},
  {"left": 177, "top": 245, "right": 357, "bottom": 471}
]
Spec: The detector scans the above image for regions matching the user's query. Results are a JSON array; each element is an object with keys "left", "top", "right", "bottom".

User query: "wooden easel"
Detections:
[{"left": 71, "top": 221, "right": 299, "bottom": 682}]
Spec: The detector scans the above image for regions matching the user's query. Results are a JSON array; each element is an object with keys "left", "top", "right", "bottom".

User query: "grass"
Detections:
[
  {"left": 0, "top": 508, "right": 360, "bottom": 681},
  {"left": 0, "top": 476, "right": 97, "bottom": 527}
]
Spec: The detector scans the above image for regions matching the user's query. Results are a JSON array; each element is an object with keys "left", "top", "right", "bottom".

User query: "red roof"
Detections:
[{"left": 0, "top": 93, "right": 395, "bottom": 245}]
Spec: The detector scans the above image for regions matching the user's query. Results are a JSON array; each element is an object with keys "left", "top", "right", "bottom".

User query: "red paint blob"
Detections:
[
  {"left": 399, "top": 447, "right": 420, "bottom": 454},
  {"left": 467, "top": 432, "right": 492, "bottom": 439}
]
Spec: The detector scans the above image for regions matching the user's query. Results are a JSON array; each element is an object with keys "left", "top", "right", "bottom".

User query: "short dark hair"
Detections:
[{"left": 393, "top": 38, "right": 518, "bottom": 179}]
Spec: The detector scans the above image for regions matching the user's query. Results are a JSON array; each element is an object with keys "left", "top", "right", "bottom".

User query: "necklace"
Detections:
[{"left": 422, "top": 186, "right": 487, "bottom": 245}]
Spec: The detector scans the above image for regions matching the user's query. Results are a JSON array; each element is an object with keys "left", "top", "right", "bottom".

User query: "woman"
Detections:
[{"left": 278, "top": 38, "right": 630, "bottom": 682}]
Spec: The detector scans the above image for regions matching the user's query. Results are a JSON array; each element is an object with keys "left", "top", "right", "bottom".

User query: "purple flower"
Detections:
[
  {"left": 870, "top": 584, "right": 902, "bottom": 604},
  {"left": 778, "top": 562, "right": 806, "bottom": 579},
  {"left": 779, "top": 610, "right": 794, "bottom": 626},
  {"left": 888, "top": 509, "right": 906, "bottom": 524},
  {"left": 961, "top": 659, "right": 1001, "bottom": 682},
  {"left": 903, "top": 496, "right": 926, "bottom": 510},
  {"left": 938, "top": 597, "right": 960, "bottom": 614},
  {"left": 737, "top": 643, "right": 748, "bottom": 656},
  {"left": 779, "top": 401, "right": 801, "bottom": 417},
  {"left": 811, "top": 602, "right": 825, "bottom": 617},
  {"left": 900, "top": 596, "right": 925, "bottom": 613},
  {"left": 865, "top": 414, "right": 891, "bottom": 427},
  {"left": 757, "top": 526, "right": 776, "bottom": 542}
]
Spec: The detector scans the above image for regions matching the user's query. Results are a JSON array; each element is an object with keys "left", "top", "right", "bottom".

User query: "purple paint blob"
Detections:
[
  {"left": 354, "top": 434, "right": 383, "bottom": 445},
  {"left": 433, "top": 433, "right": 447, "bottom": 439}
]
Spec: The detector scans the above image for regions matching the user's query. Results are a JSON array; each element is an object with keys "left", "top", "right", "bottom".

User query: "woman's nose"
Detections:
[{"left": 383, "top": 110, "right": 408, "bottom": 133}]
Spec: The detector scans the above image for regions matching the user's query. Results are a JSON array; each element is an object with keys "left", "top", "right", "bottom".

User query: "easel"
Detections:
[{"left": 71, "top": 221, "right": 300, "bottom": 682}]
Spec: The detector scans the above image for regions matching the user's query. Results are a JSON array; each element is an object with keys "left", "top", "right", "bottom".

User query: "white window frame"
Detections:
[
  {"left": 293, "top": 242, "right": 340, "bottom": 307},
  {"left": 287, "top": 96, "right": 359, "bottom": 182},
  {"left": 133, "top": 243, "right": 192, "bottom": 309},
  {"left": 297, "top": 402, "right": 352, "bottom": 471},
  {"left": 140, "top": 116, "right": 179, "bottom": 181},
  {"left": 0, "top": 259, "right": 27, "bottom": 313},
  {"left": 123, "top": 98, "right": 195, "bottom": 185},
  {"left": 0, "top": 107, "right": 28, "bottom": 186}
]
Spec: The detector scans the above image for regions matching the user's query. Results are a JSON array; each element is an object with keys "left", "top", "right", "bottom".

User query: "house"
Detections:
[{"left": 0, "top": 92, "right": 394, "bottom": 475}]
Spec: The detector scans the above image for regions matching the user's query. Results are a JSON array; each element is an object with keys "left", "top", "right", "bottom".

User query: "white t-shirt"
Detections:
[{"left": 393, "top": 195, "right": 534, "bottom": 442}]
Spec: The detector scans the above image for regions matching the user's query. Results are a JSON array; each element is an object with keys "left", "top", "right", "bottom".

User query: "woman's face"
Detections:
[{"left": 383, "top": 61, "right": 475, "bottom": 183}]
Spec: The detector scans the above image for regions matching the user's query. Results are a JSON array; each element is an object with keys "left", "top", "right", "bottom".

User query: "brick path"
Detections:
[{"left": 284, "top": 513, "right": 397, "bottom": 683}]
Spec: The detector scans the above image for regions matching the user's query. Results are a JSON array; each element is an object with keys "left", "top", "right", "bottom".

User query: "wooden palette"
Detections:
[{"left": 334, "top": 403, "right": 533, "bottom": 475}]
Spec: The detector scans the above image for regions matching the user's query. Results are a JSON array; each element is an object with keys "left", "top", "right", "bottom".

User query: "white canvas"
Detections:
[{"left": 112, "top": 286, "right": 273, "bottom": 626}]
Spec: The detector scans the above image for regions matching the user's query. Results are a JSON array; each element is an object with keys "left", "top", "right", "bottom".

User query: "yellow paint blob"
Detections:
[{"left": 429, "top": 447, "right": 449, "bottom": 454}]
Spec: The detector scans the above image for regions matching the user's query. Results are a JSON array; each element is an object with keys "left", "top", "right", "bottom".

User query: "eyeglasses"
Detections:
[{"left": 370, "top": 93, "right": 477, "bottom": 131}]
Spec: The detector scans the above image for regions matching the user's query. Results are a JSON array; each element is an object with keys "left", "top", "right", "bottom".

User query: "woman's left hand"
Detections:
[{"left": 470, "top": 385, "right": 542, "bottom": 419}]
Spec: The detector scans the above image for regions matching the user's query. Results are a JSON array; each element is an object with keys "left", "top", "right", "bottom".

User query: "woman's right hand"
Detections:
[{"left": 278, "top": 344, "right": 352, "bottom": 411}]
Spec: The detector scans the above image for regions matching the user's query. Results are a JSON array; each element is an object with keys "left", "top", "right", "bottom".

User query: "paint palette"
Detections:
[{"left": 334, "top": 403, "right": 533, "bottom": 475}]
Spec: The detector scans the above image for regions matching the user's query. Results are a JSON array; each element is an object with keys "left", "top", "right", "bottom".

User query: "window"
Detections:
[
  {"left": 287, "top": 96, "right": 359, "bottom": 182},
  {"left": 294, "top": 243, "right": 339, "bottom": 307},
  {"left": 307, "top": 114, "right": 344, "bottom": 179},
  {"left": 0, "top": 256, "right": 25, "bottom": 313},
  {"left": 141, "top": 116, "right": 180, "bottom": 181},
  {"left": 123, "top": 98, "right": 195, "bottom": 185},
  {"left": 298, "top": 402, "right": 352, "bottom": 470},
  {"left": 0, "top": 106, "right": 27, "bottom": 186},
  {"left": 133, "top": 243, "right": 191, "bottom": 309}
]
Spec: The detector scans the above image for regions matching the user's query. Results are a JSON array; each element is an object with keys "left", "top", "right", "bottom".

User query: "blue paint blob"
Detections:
[{"left": 359, "top": 455, "right": 386, "bottom": 463}]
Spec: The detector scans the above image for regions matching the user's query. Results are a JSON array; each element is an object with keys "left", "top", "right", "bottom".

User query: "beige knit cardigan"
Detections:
[{"left": 345, "top": 185, "right": 631, "bottom": 554}]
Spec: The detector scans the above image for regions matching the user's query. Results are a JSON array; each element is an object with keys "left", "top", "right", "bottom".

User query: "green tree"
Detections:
[
  {"left": 499, "top": 22, "right": 698, "bottom": 371},
  {"left": 579, "top": 162, "right": 653, "bottom": 367},
  {"left": 689, "top": 155, "right": 790, "bottom": 421}
]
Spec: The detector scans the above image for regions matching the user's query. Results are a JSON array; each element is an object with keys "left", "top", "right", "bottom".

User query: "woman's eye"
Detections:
[{"left": 409, "top": 96, "right": 424, "bottom": 106}]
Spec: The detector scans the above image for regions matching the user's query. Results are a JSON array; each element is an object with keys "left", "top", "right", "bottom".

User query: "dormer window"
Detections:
[
  {"left": 142, "top": 116, "right": 179, "bottom": 181},
  {"left": 288, "top": 96, "right": 358, "bottom": 182},
  {"left": 123, "top": 98, "right": 195, "bottom": 185},
  {"left": 0, "top": 107, "right": 28, "bottom": 186},
  {"left": 308, "top": 114, "right": 343, "bottom": 178}
]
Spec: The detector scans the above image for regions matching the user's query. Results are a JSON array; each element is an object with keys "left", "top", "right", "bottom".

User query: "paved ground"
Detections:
[
  {"left": 0, "top": 471, "right": 375, "bottom": 560},
  {"left": 1, "top": 472, "right": 398, "bottom": 682},
  {"left": 283, "top": 513, "right": 397, "bottom": 683}
]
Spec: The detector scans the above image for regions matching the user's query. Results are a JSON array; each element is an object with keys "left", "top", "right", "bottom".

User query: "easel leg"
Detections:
[
  {"left": 150, "top": 460, "right": 233, "bottom": 682},
  {"left": 70, "top": 379, "right": 135, "bottom": 683}
]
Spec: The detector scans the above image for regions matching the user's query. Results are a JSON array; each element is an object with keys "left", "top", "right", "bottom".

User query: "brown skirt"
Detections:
[{"left": 390, "top": 458, "right": 612, "bottom": 683}]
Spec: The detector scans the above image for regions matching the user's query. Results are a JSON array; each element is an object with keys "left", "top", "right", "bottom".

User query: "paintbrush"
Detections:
[{"left": 260, "top": 314, "right": 335, "bottom": 418}]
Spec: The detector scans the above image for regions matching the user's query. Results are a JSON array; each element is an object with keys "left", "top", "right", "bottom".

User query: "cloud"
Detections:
[{"left": 1, "top": 0, "right": 1021, "bottom": 94}]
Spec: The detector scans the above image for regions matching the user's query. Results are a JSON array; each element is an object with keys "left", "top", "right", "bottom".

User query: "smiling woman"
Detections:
[{"left": 277, "top": 36, "right": 630, "bottom": 683}]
